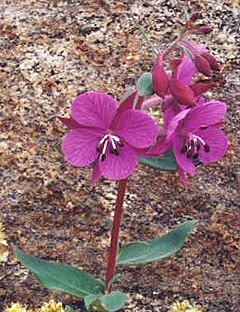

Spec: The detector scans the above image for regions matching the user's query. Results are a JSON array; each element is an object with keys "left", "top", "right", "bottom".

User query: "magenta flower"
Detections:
[
  {"left": 60, "top": 91, "right": 159, "bottom": 182},
  {"left": 166, "top": 101, "right": 228, "bottom": 177}
]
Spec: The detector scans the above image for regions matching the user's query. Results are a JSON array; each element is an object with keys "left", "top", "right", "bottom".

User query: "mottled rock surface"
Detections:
[{"left": 0, "top": 1, "right": 239, "bottom": 311}]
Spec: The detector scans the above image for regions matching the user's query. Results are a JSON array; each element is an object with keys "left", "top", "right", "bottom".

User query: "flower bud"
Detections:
[
  {"left": 152, "top": 53, "right": 169, "bottom": 98},
  {"left": 201, "top": 52, "right": 221, "bottom": 70},
  {"left": 194, "top": 54, "right": 212, "bottom": 76},
  {"left": 190, "top": 12, "right": 202, "bottom": 22},
  {"left": 190, "top": 81, "right": 213, "bottom": 96},
  {"left": 170, "top": 79, "right": 196, "bottom": 107},
  {"left": 193, "top": 26, "right": 213, "bottom": 34}
]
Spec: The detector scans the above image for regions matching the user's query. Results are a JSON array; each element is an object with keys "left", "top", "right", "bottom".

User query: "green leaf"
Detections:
[
  {"left": 117, "top": 220, "right": 196, "bottom": 265},
  {"left": 139, "top": 149, "right": 176, "bottom": 171},
  {"left": 13, "top": 246, "right": 103, "bottom": 298},
  {"left": 84, "top": 291, "right": 127, "bottom": 312},
  {"left": 100, "top": 291, "right": 128, "bottom": 312},
  {"left": 137, "top": 72, "right": 154, "bottom": 96},
  {"left": 84, "top": 294, "right": 101, "bottom": 311}
]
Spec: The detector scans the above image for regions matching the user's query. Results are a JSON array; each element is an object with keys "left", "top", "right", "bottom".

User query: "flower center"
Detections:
[
  {"left": 96, "top": 134, "right": 124, "bottom": 161},
  {"left": 181, "top": 134, "right": 210, "bottom": 158}
]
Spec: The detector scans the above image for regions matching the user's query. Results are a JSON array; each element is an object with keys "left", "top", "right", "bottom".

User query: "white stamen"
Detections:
[
  {"left": 101, "top": 139, "right": 108, "bottom": 156},
  {"left": 110, "top": 137, "right": 117, "bottom": 150},
  {"left": 194, "top": 135, "right": 205, "bottom": 146},
  {"left": 111, "top": 135, "right": 120, "bottom": 142},
  {"left": 99, "top": 134, "right": 109, "bottom": 145}
]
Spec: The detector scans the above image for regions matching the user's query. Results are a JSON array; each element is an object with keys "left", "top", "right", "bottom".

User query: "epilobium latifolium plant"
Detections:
[{"left": 14, "top": 12, "right": 228, "bottom": 312}]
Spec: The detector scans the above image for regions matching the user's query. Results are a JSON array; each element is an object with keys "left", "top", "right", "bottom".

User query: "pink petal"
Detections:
[
  {"left": 142, "top": 95, "right": 162, "bottom": 110},
  {"left": 166, "top": 109, "right": 190, "bottom": 140},
  {"left": 71, "top": 91, "right": 117, "bottom": 129},
  {"left": 173, "top": 135, "right": 196, "bottom": 176},
  {"left": 194, "top": 54, "right": 212, "bottom": 76},
  {"left": 177, "top": 56, "right": 197, "bottom": 85},
  {"left": 170, "top": 79, "right": 196, "bottom": 107},
  {"left": 195, "top": 127, "right": 228, "bottom": 163},
  {"left": 183, "top": 101, "right": 227, "bottom": 132},
  {"left": 58, "top": 116, "right": 81, "bottom": 129},
  {"left": 145, "top": 137, "right": 170, "bottom": 156},
  {"left": 114, "top": 110, "right": 159, "bottom": 148},
  {"left": 152, "top": 53, "right": 169, "bottom": 98},
  {"left": 62, "top": 128, "right": 103, "bottom": 167},
  {"left": 99, "top": 144, "right": 137, "bottom": 180},
  {"left": 163, "top": 105, "right": 179, "bottom": 132},
  {"left": 196, "top": 96, "right": 206, "bottom": 105}
]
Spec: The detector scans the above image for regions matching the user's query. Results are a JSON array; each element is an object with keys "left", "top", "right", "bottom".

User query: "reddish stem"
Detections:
[
  {"left": 162, "top": 31, "right": 188, "bottom": 60},
  {"left": 105, "top": 179, "right": 128, "bottom": 291}
]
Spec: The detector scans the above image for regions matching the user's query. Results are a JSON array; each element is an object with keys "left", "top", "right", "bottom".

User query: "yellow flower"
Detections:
[
  {"left": 4, "top": 302, "right": 29, "bottom": 312},
  {"left": 36, "top": 300, "right": 64, "bottom": 312},
  {"left": 168, "top": 300, "right": 203, "bottom": 312}
]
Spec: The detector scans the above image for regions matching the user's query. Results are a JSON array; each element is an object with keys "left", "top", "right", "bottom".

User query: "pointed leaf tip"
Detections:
[
  {"left": 139, "top": 149, "right": 176, "bottom": 172},
  {"left": 13, "top": 246, "right": 103, "bottom": 298},
  {"left": 117, "top": 220, "right": 197, "bottom": 265}
]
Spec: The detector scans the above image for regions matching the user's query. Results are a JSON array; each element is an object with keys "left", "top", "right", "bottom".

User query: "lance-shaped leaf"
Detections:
[
  {"left": 152, "top": 53, "right": 169, "bottom": 98},
  {"left": 13, "top": 246, "right": 104, "bottom": 298},
  {"left": 117, "top": 220, "right": 196, "bottom": 265},
  {"left": 137, "top": 72, "right": 154, "bottom": 96},
  {"left": 139, "top": 149, "right": 176, "bottom": 171},
  {"left": 170, "top": 79, "right": 196, "bottom": 107}
]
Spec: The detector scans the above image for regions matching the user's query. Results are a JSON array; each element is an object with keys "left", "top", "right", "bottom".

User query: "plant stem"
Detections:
[
  {"left": 105, "top": 179, "right": 128, "bottom": 291},
  {"left": 130, "top": 13, "right": 158, "bottom": 54},
  {"left": 162, "top": 30, "right": 188, "bottom": 60}
]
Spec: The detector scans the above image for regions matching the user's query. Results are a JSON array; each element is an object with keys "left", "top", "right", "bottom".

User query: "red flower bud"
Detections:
[
  {"left": 194, "top": 54, "right": 212, "bottom": 76},
  {"left": 193, "top": 26, "right": 213, "bottom": 34},
  {"left": 201, "top": 52, "right": 221, "bottom": 71},
  {"left": 152, "top": 54, "right": 169, "bottom": 98},
  {"left": 190, "top": 82, "right": 213, "bottom": 96},
  {"left": 190, "top": 12, "right": 202, "bottom": 22},
  {"left": 170, "top": 79, "right": 196, "bottom": 107}
]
